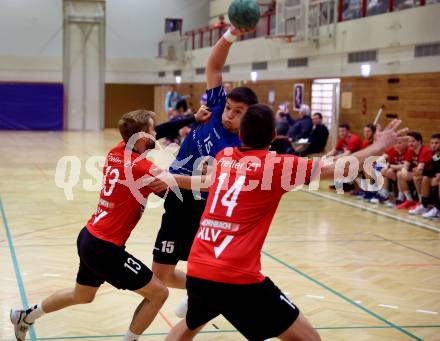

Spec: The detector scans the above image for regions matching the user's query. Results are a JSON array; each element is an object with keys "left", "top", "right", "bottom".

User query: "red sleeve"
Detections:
[
  {"left": 346, "top": 135, "right": 362, "bottom": 152},
  {"left": 131, "top": 159, "right": 160, "bottom": 194},
  {"left": 404, "top": 149, "right": 413, "bottom": 162},
  {"left": 335, "top": 138, "right": 344, "bottom": 151},
  {"left": 385, "top": 148, "right": 396, "bottom": 164},
  {"left": 418, "top": 147, "right": 432, "bottom": 163},
  {"left": 279, "top": 156, "right": 317, "bottom": 193},
  {"left": 361, "top": 139, "right": 370, "bottom": 149}
]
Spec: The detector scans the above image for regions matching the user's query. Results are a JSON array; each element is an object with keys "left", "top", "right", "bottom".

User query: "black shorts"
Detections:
[
  {"left": 423, "top": 159, "right": 440, "bottom": 178},
  {"left": 76, "top": 227, "right": 153, "bottom": 290},
  {"left": 186, "top": 276, "right": 300, "bottom": 340},
  {"left": 153, "top": 189, "right": 206, "bottom": 265}
]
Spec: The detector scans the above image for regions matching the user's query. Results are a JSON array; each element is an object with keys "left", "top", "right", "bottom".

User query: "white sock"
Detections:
[
  {"left": 378, "top": 188, "right": 389, "bottom": 197},
  {"left": 123, "top": 330, "right": 141, "bottom": 341},
  {"left": 25, "top": 303, "right": 45, "bottom": 323},
  {"left": 404, "top": 192, "right": 413, "bottom": 201},
  {"left": 397, "top": 192, "right": 405, "bottom": 201}
]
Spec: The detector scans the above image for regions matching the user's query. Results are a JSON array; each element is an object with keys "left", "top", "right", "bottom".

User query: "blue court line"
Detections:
[
  {"left": 262, "top": 250, "right": 423, "bottom": 341},
  {"left": 0, "top": 198, "right": 38, "bottom": 341}
]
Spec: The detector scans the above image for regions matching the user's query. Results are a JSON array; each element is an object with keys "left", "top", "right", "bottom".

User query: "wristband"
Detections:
[{"left": 223, "top": 29, "right": 237, "bottom": 43}]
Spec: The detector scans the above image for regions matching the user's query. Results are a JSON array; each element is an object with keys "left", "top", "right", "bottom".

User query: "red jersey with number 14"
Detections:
[
  {"left": 187, "top": 147, "right": 315, "bottom": 284},
  {"left": 86, "top": 141, "right": 157, "bottom": 246}
]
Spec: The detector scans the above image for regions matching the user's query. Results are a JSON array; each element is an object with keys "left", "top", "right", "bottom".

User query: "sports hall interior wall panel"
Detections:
[
  {"left": 0, "top": 82, "right": 63, "bottom": 130},
  {"left": 104, "top": 84, "right": 155, "bottom": 129},
  {"left": 339, "top": 72, "right": 440, "bottom": 143}
]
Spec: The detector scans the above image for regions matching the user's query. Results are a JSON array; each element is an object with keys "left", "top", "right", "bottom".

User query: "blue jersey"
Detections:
[{"left": 170, "top": 85, "right": 240, "bottom": 175}]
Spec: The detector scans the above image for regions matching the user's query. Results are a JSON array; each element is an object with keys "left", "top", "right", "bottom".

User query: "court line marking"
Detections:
[
  {"left": 1, "top": 325, "right": 440, "bottom": 341},
  {"left": 302, "top": 190, "right": 440, "bottom": 233},
  {"left": 373, "top": 234, "right": 440, "bottom": 261},
  {"left": 416, "top": 309, "right": 438, "bottom": 315},
  {"left": 0, "top": 197, "right": 38, "bottom": 341},
  {"left": 261, "top": 250, "right": 423, "bottom": 341},
  {"left": 378, "top": 304, "right": 399, "bottom": 309}
]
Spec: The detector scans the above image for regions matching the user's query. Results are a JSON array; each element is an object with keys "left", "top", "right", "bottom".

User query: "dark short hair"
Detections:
[
  {"left": 339, "top": 123, "right": 350, "bottom": 130},
  {"left": 240, "top": 104, "right": 275, "bottom": 149},
  {"left": 176, "top": 99, "right": 188, "bottom": 112},
  {"left": 313, "top": 112, "right": 323, "bottom": 119},
  {"left": 407, "top": 131, "right": 423, "bottom": 142},
  {"left": 364, "top": 123, "right": 376, "bottom": 134},
  {"left": 228, "top": 87, "right": 258, "bottom": 106},
  {"left": 118, "top": 109, "right": 155, "bottom": 143},
  {"left": 431, "top": 133, "right": 440, "bottom": 140}
]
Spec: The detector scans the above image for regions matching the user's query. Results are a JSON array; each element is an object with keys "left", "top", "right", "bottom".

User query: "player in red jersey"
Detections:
[
  {"left": 164, "top": 104, "right": 406, "bottom": 340},
  {"left": 9, "top": 109, "right": 210, "bottom": 341},
  {"left": 370, "top": 138, "right": 408, "bottom": 205},
  {"left": 326, "top": 123, "right": 362, "bottom": 158},
  {"left": 361, "top": 123, "right": 376, "bottom": 149},
  {"left": 396, "top": 131, "right": 432, "bottom": 210}
]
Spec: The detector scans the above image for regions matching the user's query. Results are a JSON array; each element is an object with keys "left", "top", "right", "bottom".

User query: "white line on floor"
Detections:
[
  {"left": 378, "top": 304, "right": 399, "bottom": 309},
  {"left": 302, "top": 190, "right": 440, "bottom": 233},
  {"left": 43, "top": 273, "right": 60, "bottom": 277},
  {"left": 416, "top": 309, "right": 438, "bottom": 315},
  {"left": 305, "top": 294, "right": 325, "bottom": 299}
]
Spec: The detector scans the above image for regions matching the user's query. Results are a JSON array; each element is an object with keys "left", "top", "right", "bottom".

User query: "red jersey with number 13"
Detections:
[
  {"left": 187, "top": 147, "right": 315, "bottom": 284},
  {"left": 86, "top": 141, "right": 157, "bottom": 246}
]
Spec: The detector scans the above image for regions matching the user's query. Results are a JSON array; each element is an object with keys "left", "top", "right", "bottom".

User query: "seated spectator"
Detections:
[
  {"left": 293, "top": 112, "right": 329, "bottom": 156},
  {"left": 396, "top": 132, "right": 432, "bottom": 210},
  {"left": 275, "top": 103, "right": 294, "bottom": 136},
  {"left": 370, "top": 138, "right": 408, "bottom": 204},
  {"left": 361, "top": 123, "right": 376, "bottom": 149},
  {"left": 408, "top": 133, "right": 440, "bottom": 217},
  {"left": 287, "top": 104, "right": 313, "bottom": 141},
  {"left": 165, "top": 85, "right": 179, "bottom": 113},
  {"left": 326, "top": 123, "right": 362, "bottom": 158}
]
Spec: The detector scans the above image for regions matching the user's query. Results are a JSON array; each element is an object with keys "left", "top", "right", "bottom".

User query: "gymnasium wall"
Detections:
[
  {"left": 104, "top": 84, "right": 155, "bottom": 129},
  {"left": 153, "top": 72, "right": 439, "bottom": 144}
]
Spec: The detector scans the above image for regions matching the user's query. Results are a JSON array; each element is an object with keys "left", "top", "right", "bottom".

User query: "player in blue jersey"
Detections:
[{"left": 152, "top": 26, "right": 258, "bottom": 290}]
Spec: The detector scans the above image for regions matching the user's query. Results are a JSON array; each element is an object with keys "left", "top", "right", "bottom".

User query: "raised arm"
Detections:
[{"left": 206, "top": 27, "right": 250, "bottom": 89}]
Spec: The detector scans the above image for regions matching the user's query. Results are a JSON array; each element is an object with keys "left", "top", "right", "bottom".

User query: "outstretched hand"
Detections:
[
  {"left": 229, "top": 25, "right": 256, "bottom": 36},
  {"left": 374, "top": 119, "right": 408, "bottom": 150}
]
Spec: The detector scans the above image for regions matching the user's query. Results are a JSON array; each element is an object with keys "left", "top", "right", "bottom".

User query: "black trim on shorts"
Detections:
[
  {"left": 153, "top": 190, "right": 206, "bottom": 265},
  {"left": 186, "top": 276, "right": 300, "bottom": 340},
  {"left": 76, "top": 227, "right": 153, "bottom": 291}
]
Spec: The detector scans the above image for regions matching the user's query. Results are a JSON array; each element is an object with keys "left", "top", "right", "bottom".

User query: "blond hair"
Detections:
[{"left": 118, "top": 109, "right": 155, "bottom": 143}]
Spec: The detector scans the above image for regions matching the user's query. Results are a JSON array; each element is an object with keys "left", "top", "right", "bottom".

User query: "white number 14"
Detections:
[{"left": 209, "top": 173, "right": 245, "bottom": 217}]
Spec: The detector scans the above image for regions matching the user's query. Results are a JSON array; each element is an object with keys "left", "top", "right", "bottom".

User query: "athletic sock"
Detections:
[
  {"left": 123, "top": 330, "right": 141, "bottom": 341},
  {"left": 421, "top": 197, "right": 429, "bottom": 208},
  {"left": 397, "top": 192, "right": 405, "bottom": 201},
  {"left": 24, "top": 303, "right": 45, "bottom": 323},
  {"left": 378, "top": 188, "right": 389, "bottom": 197},
  {"left": 404, "top": 191, "right": 413, "bottom": 201}
]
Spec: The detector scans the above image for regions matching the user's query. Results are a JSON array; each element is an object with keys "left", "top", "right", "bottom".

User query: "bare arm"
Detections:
[
  {"left": 319, "top": 120, "right": 407, "bottom": 180},
  {"left": 206, "top": 26, "right": 250, "bottom": 89},
  {"left": 206, "top": 36, "right": 233, "bottom": 89}
]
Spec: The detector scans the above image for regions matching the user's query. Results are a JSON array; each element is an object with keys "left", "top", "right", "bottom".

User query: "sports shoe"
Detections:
[
  {"left": 422, "top": 207, "right": 439, "bottom": 219},
  {"left": 409, "top": 204, "right": 428, "bottom": 215},
  {"left": 351, "top": 190, "right": 364, "bottom": 197},
  {"left": 396, "top": 200, "right": 417, "bottom": 210},
  {"left": 10, "top": 309, "right": 32, "bottom": 341},
  {"left": 370, "top": 194, "right": 389, "bottom": 204},
  {"left": 175, "top": 295, "right": 188, "bottom": 318},
  {"left": 362, "top": 191, "right": 376, "bottom": 201}
]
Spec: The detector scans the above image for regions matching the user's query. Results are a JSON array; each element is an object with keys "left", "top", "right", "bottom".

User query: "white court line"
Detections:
[
  {"left": 43, "top": 273, "right": 60, "bottom": 277},
  {"left": 416, "top": 309, "right": 438, "bottom": 315},
  {"left": 305, "top": 294, "right": 325, "bottom": 300},
  {"left": 378, "top": 304, "right": 399, "bottom": 309},
  {"left": 354, "top": 300, "right": 363, "bottom": 304},
  {"left": 302, "top": 190, "right": 440, "bottom": 233}
]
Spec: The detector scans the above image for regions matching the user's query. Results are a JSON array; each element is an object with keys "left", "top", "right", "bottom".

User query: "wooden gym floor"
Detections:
[{"left": 1, "top": 131, "right": 439, "bottom": 341}]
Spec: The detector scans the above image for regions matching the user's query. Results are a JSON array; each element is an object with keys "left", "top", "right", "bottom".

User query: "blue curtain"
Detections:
[{"left": 0, "top": 83, "right": 63, "bottom": 130}]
